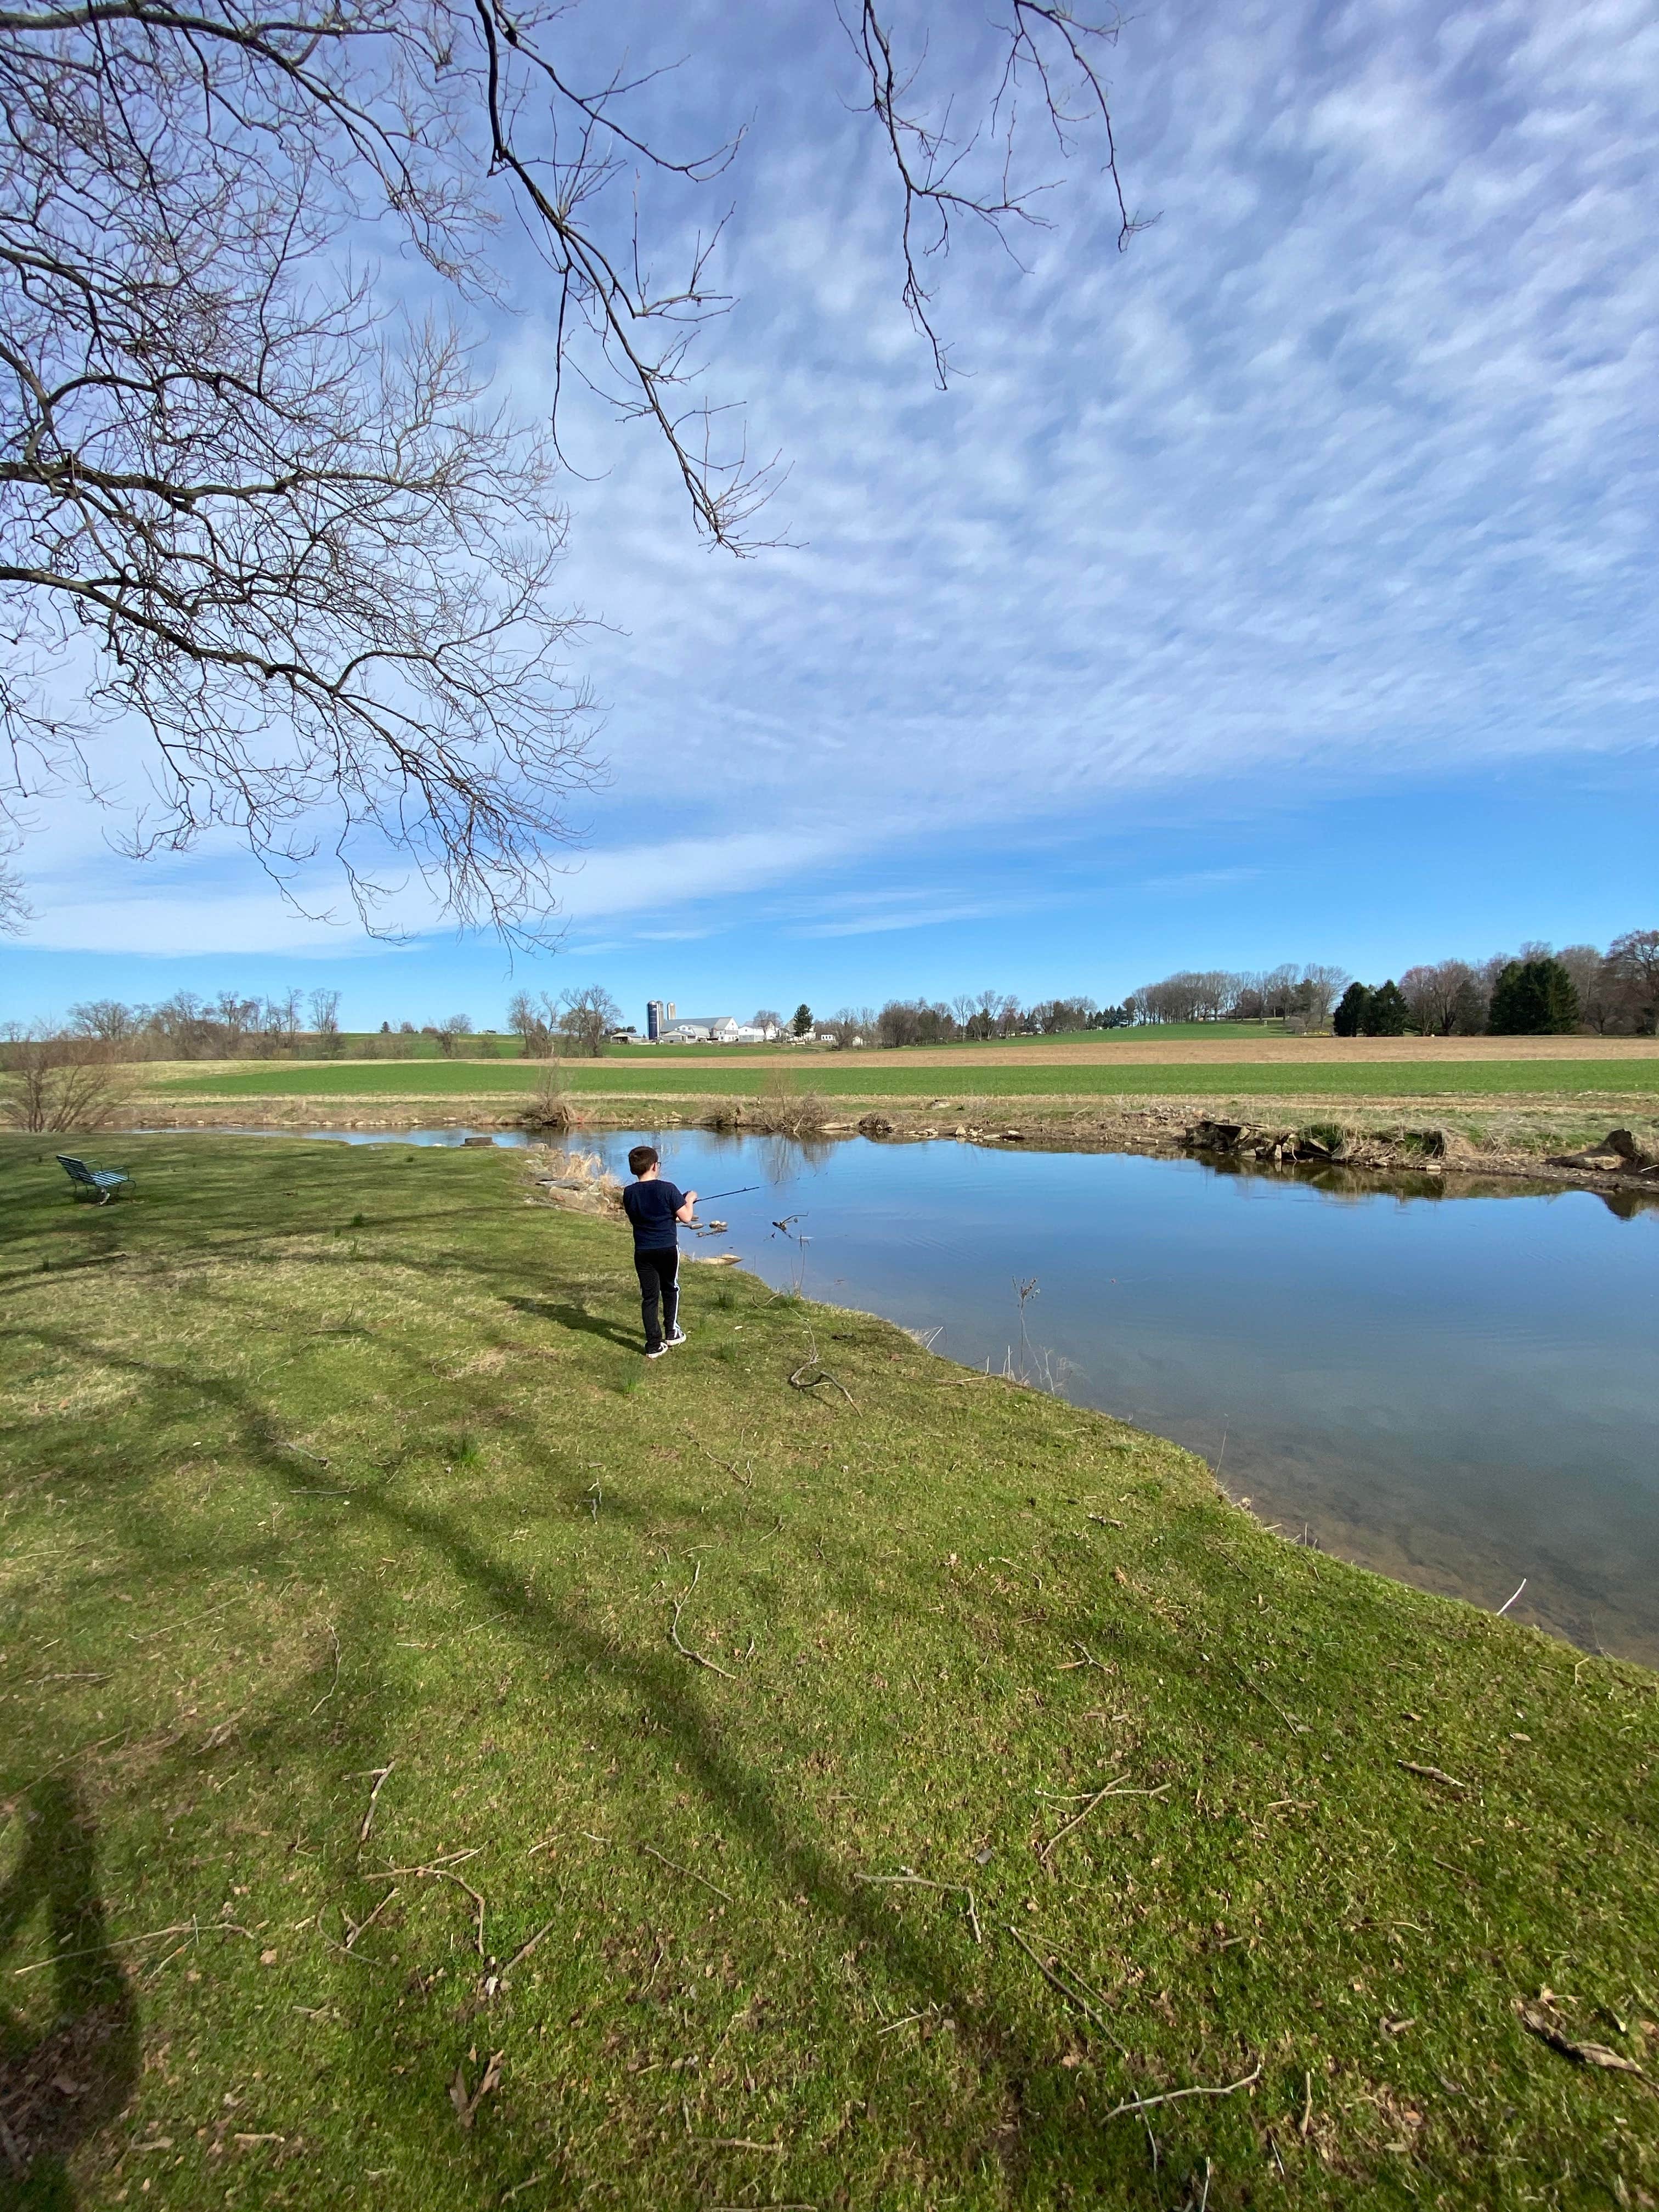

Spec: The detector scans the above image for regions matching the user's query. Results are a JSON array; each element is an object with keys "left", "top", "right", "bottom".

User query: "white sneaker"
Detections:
[
  {"left": 665, "top": 1327, "right": 689, "bottom": 1348},
  {"left": 645, "top": 1344, "right": 668, "bottom": 1360}
]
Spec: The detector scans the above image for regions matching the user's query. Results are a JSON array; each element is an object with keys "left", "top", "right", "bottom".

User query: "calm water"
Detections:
[
  {"left": 163, "top": 1125, "right": 1659, "bottom": 1663},
  {"left": 590, "top": 1128, "right": 1659, "bottom": 1666}
]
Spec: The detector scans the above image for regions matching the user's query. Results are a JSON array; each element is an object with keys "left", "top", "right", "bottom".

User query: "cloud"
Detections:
[
  {"left": 793, "top": 901, "right": 1004, "bottom": 939},
  {"left": 10, "top": 0, "right": 1659, "bottom": 960}
]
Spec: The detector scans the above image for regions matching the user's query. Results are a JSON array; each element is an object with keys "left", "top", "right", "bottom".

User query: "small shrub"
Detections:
[
  {"left": 1, "top": 1036, "right": 127, "bottom": 1132},
  {"left": 753, "top": 1065, "right": 828, "bottom": 1139},
  {"left": 525, "top": 1062, "right": 589, "bottom": 1133}
]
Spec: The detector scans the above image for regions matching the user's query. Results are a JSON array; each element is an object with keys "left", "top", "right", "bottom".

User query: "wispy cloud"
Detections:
[{"left": 10, "top": 0, "right": 1658, "bottom": 975}]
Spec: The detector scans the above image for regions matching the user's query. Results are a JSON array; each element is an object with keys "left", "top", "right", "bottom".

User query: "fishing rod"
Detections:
[{"left": 695, "top": 1184, "right": 760, "bottom": 1202}]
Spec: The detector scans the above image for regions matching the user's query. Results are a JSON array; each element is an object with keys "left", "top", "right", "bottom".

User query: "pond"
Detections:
[{"left": 159, "top": 1123, "right": 1659, "bottom": 1665}]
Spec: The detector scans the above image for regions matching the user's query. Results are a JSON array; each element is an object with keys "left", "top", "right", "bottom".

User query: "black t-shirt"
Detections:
[{"left": 622, "top": 1178, "right": 686, "bottom": 1251}]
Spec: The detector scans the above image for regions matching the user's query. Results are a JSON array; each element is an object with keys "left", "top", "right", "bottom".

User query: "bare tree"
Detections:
[
  {"left": 555, "top": 985, "right": 620, "bottom": 1058},
  {"left": 69, "top": 997, "right": 142, "bottom": 1046},
  {"left": 308, "top": 987, "right": 343, "bottom": 1056},
  {"left": 1399, "top": 962, "right": 1464, "bottom": 1036},
  {"left": 434, "top": 1013, "right": 473, "bottom": 1059},
  {"left": 0, "top": 845, "right": 29, "bottom": 934},
  {"left": 0, "top": 3, "right": 1138, "bottom": 937},
  {"left": 752, "top": 1009, "right": 783, "bottom": 1039},
  {"left": 506, "top": 989, "right": 555, "bottom": 1056},
  {"left": 1294, "top": 964, "right": 1349, "bottom": 1030},
  {"left": 1606, "top": 929, "right": 1659, "bottom": 1035},
  {"left": 1, "top": 1034, "right": 125, "bottom": 1130},
  {"left": 1553, "top": 946, "right": 1613, "bottom": 1034}
]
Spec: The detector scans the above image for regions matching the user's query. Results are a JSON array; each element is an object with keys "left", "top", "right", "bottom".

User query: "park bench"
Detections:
[{"left": 56, "top": 1154, "right": 132, "bottom": 1204}]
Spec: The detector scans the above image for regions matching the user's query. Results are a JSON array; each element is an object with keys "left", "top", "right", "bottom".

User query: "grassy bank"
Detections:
[
  {"left": 2, "top": 1138, "right": 1656, "bottom": 2208},
  {"left": 143, "top": 1054, "right": 1659, "bottom": 1102}
]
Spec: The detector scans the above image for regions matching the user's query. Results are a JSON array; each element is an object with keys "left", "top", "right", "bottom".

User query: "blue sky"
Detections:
[{"left": 5, "top": 0, "right": 1656, "bottom": 1029}]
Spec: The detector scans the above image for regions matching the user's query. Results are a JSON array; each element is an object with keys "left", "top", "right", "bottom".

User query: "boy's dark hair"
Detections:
[{"left": 627, "top": 1144, "right": 658, "bottom": 1177}]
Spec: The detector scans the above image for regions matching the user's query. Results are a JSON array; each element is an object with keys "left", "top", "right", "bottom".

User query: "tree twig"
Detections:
[
  {"left": 1037, "top": 1779, "right": 1171, "bottom": 1865},
  {"left": 1103, "top": 2062, "right": 1262, "bottom": 2121},
  {"left": 854, "top": 1869, "right": 981, "bottom": 1944},
  {"left": 355, "top": 1761, "right": 394, "bottom": 1844},
  {"left": 1398, "top": 1760, "right": 1467, "bottom": 1793},
  {"left": 343, "top": 1886, "right": 398, "bottom": 1951},
  {"left": 668, "top": 1560, "right": 736, "bottom": 1679},
  {"left": 639, "top": 1842, "right": 733, "bottom": 1905}
]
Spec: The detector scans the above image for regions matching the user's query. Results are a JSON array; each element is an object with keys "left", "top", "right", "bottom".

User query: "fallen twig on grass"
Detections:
[
  {"left": 1037, "top": 1779, "right": 1172, "bottom": 1865},
  {"left": 354, "top": 1762, "right": 395, "bottom": 1844},
  {"left": 1103, "top": 2061, "right": 1262, "bottom": 2121},
  {"left": 686, "top": 1424, "right": 755, "bottom": 1490},
  {"left": 639, "top": 1842, "right": 733, "bottom": 1905},
  {"left": 1494, "top": 1577, "right": 1528, "bottom": 1617},
  {"left": 1005, "top": 1925, "right": 1134, "bottom": 2064},
  {"left": 1516, "top": 2003, "right": 1656, "bottom": 2089},
  {"left": 343, "top": 1886, "right": 398, "bottom": 1951},
  {"left": 1222, "top": 1656, "right": 1308, "bottom": 1735},
  {"left": 787, "top": 1323, "right": 858, "bottom": 1407},
  {"left": 854, "top": 1869, "right": 981, "bottom": 1944},
  {"left": 1398, "top": 1760, "right": 1467, "bottom": 1793},
  {"left": 1057, "top": 1643, "right": 1107, "bottom": 1671},
  {"left": 368, "top": 1849, "right": 482, "bottom": 1874},
  {"left": 364, "top": 1863, "right": 487, "bottom": 1955},
  {"left": 448, "top": 2048, "right": 503, "bottom": 2130},
  {"left": 127, "top": 1593, "right": 247, "bottom": 1642},
  {"left": 788, "top": 1356, "right": 857, "bottom": 1407},
  {"left": 10, "top": 1920, "right": 198, "bottom": 1977},
  {"left": 669, "top": 1560, "right": 737, "bottom": 1680},
  {"left": 307, "top": 1623, "right": 342, "bottom": 1717},
  {"left": 499, "top": 1920, "right": 557, "bottom": 1977}
]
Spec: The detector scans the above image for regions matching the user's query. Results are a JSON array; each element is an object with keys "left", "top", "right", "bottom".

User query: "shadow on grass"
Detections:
[
  {"left": 0, "top": 1142, "right": 1263, "bottom": 2201},
  {"left": 505, "top": 1296, "right": 640, "bottom": 1352},
  {"left": 0, "top": 1778, "right": 139, "bottom": 2206}
]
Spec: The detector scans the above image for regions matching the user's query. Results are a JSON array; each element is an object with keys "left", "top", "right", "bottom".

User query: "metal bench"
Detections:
[{"left": 57, "top": 1154, "right": 132, "bottom": 1204}]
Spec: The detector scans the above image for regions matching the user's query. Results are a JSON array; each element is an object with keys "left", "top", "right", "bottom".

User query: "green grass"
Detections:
[
  {"left": 151, "top": 1054, "right": 1659, "bottom": 1102},
  {"left": 2, "top": 1138, "right": 1656, "bottom": 2208}
]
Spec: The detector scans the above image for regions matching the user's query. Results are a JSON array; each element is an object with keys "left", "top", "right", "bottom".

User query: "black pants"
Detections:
[{"left": 634, "top": 1246, "right": 680, "bottom": 1351}]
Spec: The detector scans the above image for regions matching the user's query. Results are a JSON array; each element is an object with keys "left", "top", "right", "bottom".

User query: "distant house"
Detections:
[{"left": 658, "top": 1014, "right": 740, "bottom": 1045}]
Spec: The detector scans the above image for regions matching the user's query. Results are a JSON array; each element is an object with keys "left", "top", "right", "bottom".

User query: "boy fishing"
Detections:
[{"left": 620, "top": 1144, "right": 696, "bottom": 1359}]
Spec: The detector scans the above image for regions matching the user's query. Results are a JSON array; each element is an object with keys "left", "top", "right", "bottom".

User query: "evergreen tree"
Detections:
[
  {"left": 1361, "top": 980, "right": 1410, "bottom": 1036},
  {"left": 791, "top": 1003, "right": 814, "bottom": 1038},
  {"left": 1333, "top": 982, "right": 1372, "bottom": 1037},
  {"left": 1488, "top": 957, "right": 1579, "bottom": 1035}
]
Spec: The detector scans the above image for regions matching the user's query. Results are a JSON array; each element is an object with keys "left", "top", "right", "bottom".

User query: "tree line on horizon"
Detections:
[
  {"left": 1330, "top": 934, "right": 1658, "bottom": 1038},
  {"left": 8, "top": 929, "right": 1656, "bottom": 1063}
]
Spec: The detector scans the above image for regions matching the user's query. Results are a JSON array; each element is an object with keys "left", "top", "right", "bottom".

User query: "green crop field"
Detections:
[
  {"left": 2, "top": 1136, "right": 1656, "bottom": 2207},
  {"left": 149, "top": 1056, "right": 1659, "bottom": 1103}
]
